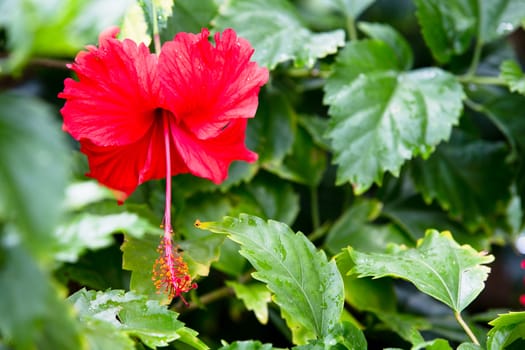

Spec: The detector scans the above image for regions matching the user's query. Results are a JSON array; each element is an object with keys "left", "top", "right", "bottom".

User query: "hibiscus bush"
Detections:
[{"left": 2, "top": 0, "right": 525, "bottom": 349}]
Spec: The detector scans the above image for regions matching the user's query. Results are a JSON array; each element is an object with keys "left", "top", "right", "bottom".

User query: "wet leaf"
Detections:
[
  {"left": 324, "top": 40, "right": 463, "bottom": 193},
  {"left": 346, "top": 230, "right": 494, "bottom": 312},
  {"left": 197, "top": 214, "right": 344, "bottom": 344},
  {"left": 68, "top": 288, "right": 185, "bottom": 348}
]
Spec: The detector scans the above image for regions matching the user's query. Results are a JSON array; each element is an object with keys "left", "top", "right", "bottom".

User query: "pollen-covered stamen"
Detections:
[
  {"left": 151, "top": 111, "right": 197, "bottom": 304},
  {"left": 152, "top": 233, "right": 196, "bottom": 304}
]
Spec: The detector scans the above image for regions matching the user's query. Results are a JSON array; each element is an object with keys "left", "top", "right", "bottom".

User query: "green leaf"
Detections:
[
  {"left": 161, "top": 0, "right": 218, "bottom": 40},
  {"left": 413, "top": 0, "right": 476, "bottom": 63},
  {"left": 324, "top": 40, "right": 463, "bottom": 194},
  {"left": 358, "top": 22, "right": 413, "bottom": 70},
  {"left": 325, "top": 199, "right": 412, "bottom": 254},
  {"left": 226, "top": 281, "right": 272, "bottom": 324},
  {"left": 329, "top": 0, "right": 375, "bottom": 20},
  {"left": 0, "top": 0, "right": 131, "bottom": 72},
  {"left": 196, "top": 214, "right": 344, "bottom": 344},
  {"left": 219, "top": 340, "right": 274, "bottom": 350},
  {"left": 68, "top": 289, "right": 185, "bottom": 348},
  {"left": 0, "top": 93, "right": 69, "bottom": 258},
  {"left": 500, "top": 60, "right": 525, "bottom": 95},
  {"left": 213, "top": 0, "right": 345, "bottom": 68},
  {"left": 410, "top": 132, "right": 513, "bottom": 231},
  {"left": 487, "top": 312, "right": 525, "bottom": 350},
  {"left": 293, "top": 321, "right": 367, "bottom": 350},
  {"left": 347, "top": 230, "right": 494, "bottom": 312},
  {"left": 54, "top": 212, "right": 162, "bottom": 263},
  {"left": 0, "top": 243, "right": 81, "bottom": 349}
]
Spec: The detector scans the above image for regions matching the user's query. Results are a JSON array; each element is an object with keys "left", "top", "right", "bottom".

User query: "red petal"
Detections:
[
  {"left": 80, "top": 120, "right": 189, "bottom": 201},
  {"left": 169, "top": 118, "right": 257, "bottom": 183},
  {"left": 159, "top": 28, "right": 269, "bottom": 140},
  {"left": 59, "top": 31, "right": 160, "bottom": 146}
]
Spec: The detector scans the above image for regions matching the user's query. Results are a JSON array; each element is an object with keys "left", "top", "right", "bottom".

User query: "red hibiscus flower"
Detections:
[
  {"left": 59, "top": 27, "right": 268, "bottom": 302},
  {"left": 59, "top": 27, "right": 268, "bottom": 202}
]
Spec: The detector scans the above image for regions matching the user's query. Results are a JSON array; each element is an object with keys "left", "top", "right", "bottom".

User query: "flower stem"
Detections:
[
  {"left": 455, "top": 311, "right": 479, "bottom": 345},
  {"left": 151, "top": 1, "right": 162, "bottom": 54}
]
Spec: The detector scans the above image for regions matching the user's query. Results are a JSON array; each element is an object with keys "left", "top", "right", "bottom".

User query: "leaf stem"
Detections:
[
  {"left": 463, "top": 97, "right": 484, "bottom": 113},
  {"left": 455, "top": 311, "right": 479, "bottom": 345},
  {"left": 286, "top": 67, "right": 330, "bottom": 79},
  {"left": 310, "top": 186, "right": 320, "bottom": 231},
  {"left": 464, "top": 98, "right": 518, "bottom": 161},
  {"left": 306, "top": 221, "right": 331, "bottom": 242},
  {"left": 173, "top": 271, "right": 254, "bottom": 312},
  {"left": 347, "top": 16, "right": 358, "bottom": 41},
  {"left": 457, "top": 75, "right": 506, "bottom": 86},
  {"left": 179, "top": 286, "right": 234, "bottom": 312},
  {"left": 466, "top": 38, "right": 483, "bottom": 78}
]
